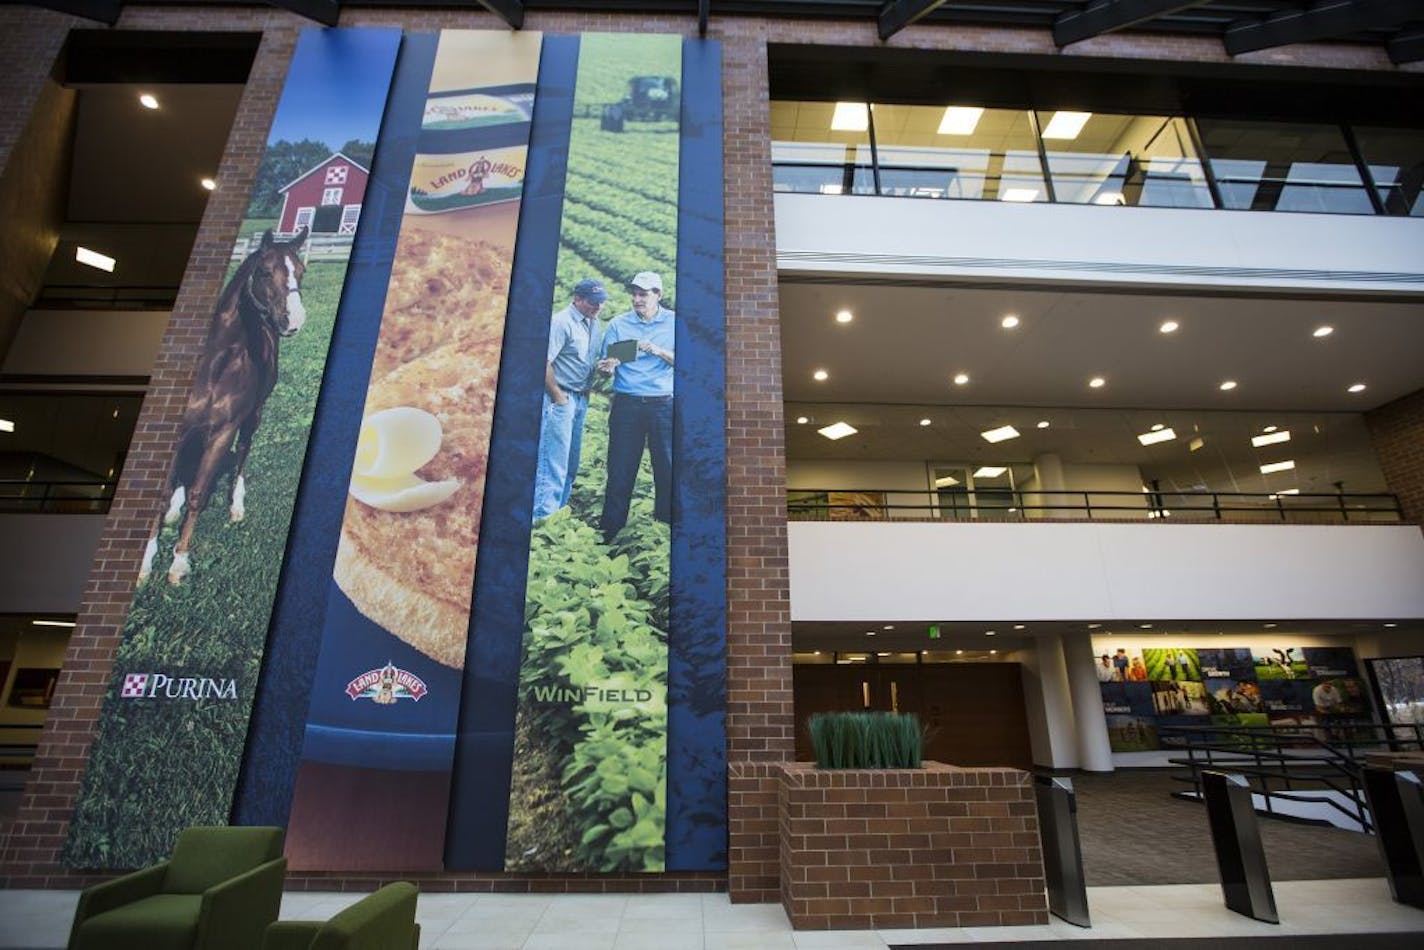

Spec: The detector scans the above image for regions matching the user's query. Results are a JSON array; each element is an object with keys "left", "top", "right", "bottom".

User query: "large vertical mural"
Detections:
[{"left": 64, "top": 28, "right": 403, "bottom": 869}]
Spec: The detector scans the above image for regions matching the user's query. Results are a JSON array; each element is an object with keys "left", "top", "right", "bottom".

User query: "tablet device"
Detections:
[{"left": 607, "top": 339, "right": 639, "bottom": 363}]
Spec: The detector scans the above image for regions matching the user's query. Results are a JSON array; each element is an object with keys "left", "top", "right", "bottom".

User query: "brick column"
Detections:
[{"left": 1367, "top": 388, "right": 1424, "bottom": 526}]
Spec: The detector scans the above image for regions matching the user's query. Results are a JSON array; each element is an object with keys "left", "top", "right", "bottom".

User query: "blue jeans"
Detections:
[
  {"left": 533, "top": 391, "right": 588, "bottom": 519},
  {"left": 600, "top": 393, "right": 672, "bottom": 541}
]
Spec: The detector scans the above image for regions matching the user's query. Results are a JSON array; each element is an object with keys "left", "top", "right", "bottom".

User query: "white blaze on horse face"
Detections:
[
  {"left": 230, "top": 474, "right": 246, "bottom": 523},
  {"left": 139, "top": 536, "right": 158, "bottom": 583},
  {"left": 284, "top": 256, "right": 306, "bottom": 334},
  {"left": 164, "top": 485, "right": 186, "bottom": 526}
]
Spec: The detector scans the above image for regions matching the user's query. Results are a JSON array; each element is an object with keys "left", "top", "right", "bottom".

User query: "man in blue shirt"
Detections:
[
  {"left": 596, "top": 271, "right": 674, "bottom": 542},
  {"left": 534, "top": 278, "right": 608, "bottom": 519}
]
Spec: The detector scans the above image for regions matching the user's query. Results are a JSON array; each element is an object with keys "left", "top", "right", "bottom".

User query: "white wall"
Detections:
[
  {"left": 2, "top": 309, "right": 168, "bottom": 377},
  {"left": 788, "top": 521, "right": 1424, "bottom": 622},
  {"left": 776, "top": 193, "right": 1424, "bottom": 295}
]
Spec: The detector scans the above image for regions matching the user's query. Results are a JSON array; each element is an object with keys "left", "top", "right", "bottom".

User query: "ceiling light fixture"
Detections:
[
  {"left": 938, "top": 105, "right": 984, "bottom": 135},
  {"left": 1264, "top": 623, "right": 1277, "bottom": 628},
  {"left": 812, "top": 369, "right": 828, "bottom": 381},
  {"left": 956, "top": 649, "right": 964, "bottom": 655},
  {"left": 1137, "top": 427, "right": 1177, "bottom": 446},
  {"left": 1348, "top": 383, "right": 1367, "bottom": 393},
  {"left": 1259, "top": 460, "right": 1296, "bottom": 474},
  {"left": 795, "top": 416, "right": 809, "bottom": 425},
  {"left": 835, "top": 310, "right": 853, "bottom": 324},
  {"left": 1000, "top": 188, "right": 1040, "bottom": 202},
  {"left": 1042, "top": 111, "right": 1092, "bottom": 139},
  {"left": 33, "top": 619, "right": 77, "bottom": 628},
  {"left": 1013, "top": 624, "right": 1026, "bottom": 630},
  {"left": 1001, "top": 314, "right": 1020, "bottom": 329},
  {"left": 1189, "top": 437, "right": 1205, "bottom": 452},
  {"left": 1037, "top": 420, "right": 1050, "bottom": 429},
  {"left": 1263, "top": 425, "right": 1278, "bottom": 433},
  {"left": 985, "top": 630, "right": 996, "bottom": 636},
  {"left": 1219, "top": 380, "right": 1238, "bottom": 391},
  {"left": 0, "top": 419, "right": 13, "bottom": 433},
  {"left": 883, "top": 624, "right": 894, "bottom": 630},
  {"left": 990, "top": 649, "right": 998, "bottom": 655},
  {"left": 1159, "top": 320, "right": 1179, "bottom": 334},
  {"left": 1252, "top": 431, "right": 1291, "bottom": 447},
  {"left": 830, "top": 102, "right": 869, "bottom": 132},
  {"left": 1313, "top": 326, "right": 1334, "bottom": 338},
  {"left": 819, "top": 184, "right": 844, "bottom": 195},
  {"left": 75, "top": 246, "right": 116, "bottom": 272},
  {"left": 866, "top": 630, "right": 876, "bottom": 636},
  {"left": 1089, "top": 377, "right": 1106, "bottom": 389},
  {"left": 818, "top": 421, "right": 858, "bottom": 440},
  {"left": 981, "top": 424, "right": 1021, "bottom": 443},
  {"left": 1151, "top": 423, "right": 1165, "bottom": 431},
  {"left": 1139, "top": 623, "right": 1153, "bottom": 629},
  {"left": 1088, "top": 623, "right": 1101, "bottom": 629},
  {"left": 139, "top": 93, "right": 159, "bottom": 109},
  {"left": 919, "top": 418, "right": 932, "bottom": 427},
  {"left": 934, "top": 474, "right": 960, "bottom": 487},
  {"left": 1385, "top": 623, "right": 1398, "bottom": 628},
  {"left": 953, "top": 373, "right": 970, "bottom": 385},
  {"left": 973, "top": 466, "right": 1007, "bottom": 478},
  {"left": 200, "top": 178, "right": 217, "bottom": 191}
]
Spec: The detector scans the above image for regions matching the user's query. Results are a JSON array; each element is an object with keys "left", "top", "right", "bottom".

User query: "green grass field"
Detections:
[
  {"left": 1142, "top": 648, "right": 1201, "bottom": 682},
  {"left": 63, "top": 255, "right": 348, "bottom": 869}
]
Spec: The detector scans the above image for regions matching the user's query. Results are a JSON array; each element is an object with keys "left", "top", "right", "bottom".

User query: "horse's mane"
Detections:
[{"left": 214, "top": 239, "right": 279, "bottom": 322}]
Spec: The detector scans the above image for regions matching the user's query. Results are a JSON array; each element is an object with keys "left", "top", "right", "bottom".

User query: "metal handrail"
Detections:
[
  {"left": 0, "top": 478, "right": 117, "bottom": 514},
  {"left": 785, "top": 487, "right": 1402, "bottom": 524}
]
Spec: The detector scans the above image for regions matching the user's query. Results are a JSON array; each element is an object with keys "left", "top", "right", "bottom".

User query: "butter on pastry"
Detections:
[{"left": 349, "top": 406, "right": 461, "bottom": 512}]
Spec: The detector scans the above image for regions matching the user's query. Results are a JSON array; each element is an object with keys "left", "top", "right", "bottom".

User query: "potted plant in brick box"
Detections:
[{"left": 778, "top": 710, "right": 1048, "bottom": 931}]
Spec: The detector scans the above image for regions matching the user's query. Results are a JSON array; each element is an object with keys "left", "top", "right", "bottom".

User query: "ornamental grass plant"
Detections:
[{"left": 808, "top": 711, "right": 924, "bottom": 769}]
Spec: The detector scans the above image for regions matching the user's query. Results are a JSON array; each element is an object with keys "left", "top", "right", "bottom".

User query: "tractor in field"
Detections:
[{"left": 599, "top": 76, "right": 679, "bottom": 132}]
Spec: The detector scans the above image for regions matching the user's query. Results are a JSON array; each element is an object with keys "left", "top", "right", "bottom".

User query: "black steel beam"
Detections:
[
  {"left": 1224, "top": 0, "right": 1424, "bottom": 56},
  {"left": 477, "top": 0, "right": 525, "bottom": 28},
  {"left": 29, "top": 0, "right": 122, "bottom": 25},
  {"left": 267, "top": 0, "right": 339, "bottom": 25},
  {"left": 699, "top": 0, "right": 710, "bottom": 35},
  {"left": 878, "top": 0, "right": 950, "bottom": 40},
  {"left": 1053, "top": 0, "right": 1210, "bottom": 47},
  {"left": 1388, "top": 26, "right": 1424, "bottom": 63}
]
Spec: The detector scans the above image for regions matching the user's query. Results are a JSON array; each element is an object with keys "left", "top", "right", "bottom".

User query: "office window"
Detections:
[
  {"left": 869, "top": 105, "right": 1047, "bottom": 202},
  {"left": 1038, "top": 112, "right": 1212, "bottom": 208},
  {"left": 1196, "top": 119, "right": 1373, "bottom": 214},
  {"left": 770, "top": 100, "right": 875, "bottom": 196},
  {"left": 1352, "top": 125, "right": 1424, "bottom": 216}
]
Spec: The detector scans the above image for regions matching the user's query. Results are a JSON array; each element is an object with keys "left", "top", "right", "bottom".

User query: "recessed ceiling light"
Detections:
[
  {"left": 813, "top": 369, "right": 828, "bottom": 381},
  {"left": 919, "top": 418, "right": 932, "bottom": 426},
  {"left": 956, "top": 649, "right": 964, "bottom": 655},
  {"left": 1263, "top": 425, "right": 1278, "bottom": 433},
  {"left": 796, "top": 416, "right": 809, "bottom": 425},
  {"left": 831, "top": 101, "right": 869, "bottom": 131},
  {"left": 985, "top": 630, "right": 996, "bottom": 636},
  {"left": 139, "top": 93, "right": 159, "bottom": 110},
  {"left": 75, "top": 246, "right": 116, "bottom": 272},
  {"left": 1259, "top": 460, "right": 1296, "bottom": 474},
  {"left": 981, "top": 424, "right": 1021, "bottom": 443},
  {"left": 0, "top": 419, "right": 13, "bottom": 433},
  {"left": 1139, "top": 623, "right": 1153, "bottom": 629},
  {"left": 1219, "top": 380, "right": 1237, "bottom": 391},
  {"left": 938, "top": 105, "right": 984, "bottom": 135},
  {"left": 835, "top": 310, "right": 853, "bottom": 323},
  {"left": 1348, "top": 383, "right": 1366, "bottom": 393},
  {"left": 1313, "top": 326, "right": 1334, "bottom": 338},
  {"left": 1000, "top": 188, "right": 1040, "bottom": 202},
  {"left": 877, "top": 652, "right": 891, "bottom": 657},
  {"left": 1159, "top": 320, "right": 1179, "bottom": 334},
  {"left": 1037, "top": 420, "right": 1050, "bottom": 429},
  {"left": 1042, "top": 111, "right": 1092, "bottom": 139},
  {"left": 818, "top": 421, "right": 858, "bottom": 440},
  {"left": 200, "top": 177, "right": 217, "bottom": 191},
  {"left": 1137, "top": 427, "right": 1177, "bottom": 446},
  {"left": 953, "top": 373, "right": 970, "bottom": 385},
  {"left": 934, "top": 474, "right": 960, "bottom": 487},
  {"left": 1089, "top": 377, "right": 1106, "bottom": 389},
  {"left": 972, "top": 466, "right": 1007, "bottom": 478},
  {"left": 1189, "top": 437, "right": 1205, "bottom": 452},
  {"left": 1013, "top": 624, "right": 1026, "bottom": 630},
  {"left": 865, "top": 630, "right": 876, "bottom": 636},
  {"left": 1088, "top": 623, "right": 1101, "bottom": 629},
  {"left": 1385, "top": 623, "right": 1398, "bottom": 628},
  {"left": 990, "top": 649, "right": 998, "bottom": 655},
  {"left": 32, "top": 619, "right": 76, "bottom": 628},
  {"left": 1263, "top": 623, "right": 1277, "bottom": 628},
  {"left": 1001, "top": 314, "right": 1020, "bottom": 329},
  {"left": 883, "top": 624, "right": 894, "bottom": 630},
  {"left": 1151, "top": 423, "right": 1165, "bottom": 431},
  {"left": 1252, "top": 431, "right": 1291, "bottom": 447}
]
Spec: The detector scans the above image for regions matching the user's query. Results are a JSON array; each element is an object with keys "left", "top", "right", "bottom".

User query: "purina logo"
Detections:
[
  {"left": 345, "top": 662, "right": 427, "bottom": 704},
  {"left": 120, "top": 672, "right": 237, "bottom": 700}
]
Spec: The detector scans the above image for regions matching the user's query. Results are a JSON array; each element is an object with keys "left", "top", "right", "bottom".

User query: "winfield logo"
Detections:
[
  {"left": 120, "top": 672, "right": 238, "bottom": 700},
  {"left": 345, "top": 662, "right": 427, "bottom": 704}
]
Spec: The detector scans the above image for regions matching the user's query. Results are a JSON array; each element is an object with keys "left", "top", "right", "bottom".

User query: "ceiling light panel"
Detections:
[
  {"left": 75, "top": 246, "right": 116, "bottom": 272},
  {"left": 981, "top": 424, "right": 1020, "bottom": 443},
  {"left": 1251, "top": 431, "right": 1291, "bottom": 447},
  {"left": 1259, "top": 460, "right": 1296, "bottom": 474},
  {"left": 1042, "top": 111, "right": 1092, "bottom": 140},
  {"left": 1137, "top": 427, "right": 1177, "bottom": 446},
  {"left": 818, "top": 421, "right": 858, "bottom": 440},
  {"left": 1000, "top": 188, "right": 1040, "bottom": 202},
  {"left": 938, "top": 106, "right": 984, "bottom": 135},
  {"left": 973, "top": 466, "right": 1008, "bottom": 478},
  {"left": 831, "top": 102, "right": 869, "bottom": 131}
]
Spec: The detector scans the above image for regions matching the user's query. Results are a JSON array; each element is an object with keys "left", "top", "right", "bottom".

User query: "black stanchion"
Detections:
[
  {"left": 1034, "top": 774, "right": 1090, "bottom": 927},
  {"left": 1201, "top": 770, "right": 1278, "bottom": 923},
  {"left": 1363, "top": 767, "right": 1424, "bottom": 909}
]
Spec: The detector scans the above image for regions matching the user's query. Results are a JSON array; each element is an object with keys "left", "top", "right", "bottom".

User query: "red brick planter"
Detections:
[{"left": 778, "top": 761, "right": 1049, "bottom": 929}]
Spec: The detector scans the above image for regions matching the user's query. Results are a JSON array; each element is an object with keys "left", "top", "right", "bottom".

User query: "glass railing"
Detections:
[
  {"left": 786, "top": 488, "right": 1402, "bottom": 524},
  {"left": 0, "top": 478, "right": 117, "bottom": 514}
]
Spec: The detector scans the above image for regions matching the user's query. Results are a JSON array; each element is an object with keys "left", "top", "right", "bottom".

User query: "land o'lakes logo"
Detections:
[
  {"left": 120, "top": 672, "right": 238, "bottom": 700},
  {"left": 345, "top": 662, "right": 427, "bottom": 704}
]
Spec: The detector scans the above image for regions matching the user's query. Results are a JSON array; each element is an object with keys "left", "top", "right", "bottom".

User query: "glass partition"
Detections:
[
  {"left": 870, "top": 105, "right": 1048, "bottom": 202},
  {"left": 1196, "top": 119, "right": 1374, "bottom": 214},
  {"left": 1353, "top": 125, "right": 1424, "bottom": 216},
  {"left": 1038, "top": 112, "right": 1212, "bottom": 208},
  {"left": 0, "top": 392, "right": 139, "bottom": 512},
  {"left": 770, "top": 99, "right": 876, "bottom": 196}
]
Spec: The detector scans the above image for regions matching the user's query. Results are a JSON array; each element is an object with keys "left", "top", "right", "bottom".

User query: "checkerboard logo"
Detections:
[{"left": 121, "top": 673, "right": 149, "bottom": 698}]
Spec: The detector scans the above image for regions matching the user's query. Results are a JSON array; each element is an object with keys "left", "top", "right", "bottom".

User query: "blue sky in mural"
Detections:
[{"left": 267, "top": 28, "right": 402, "bottom": 149}]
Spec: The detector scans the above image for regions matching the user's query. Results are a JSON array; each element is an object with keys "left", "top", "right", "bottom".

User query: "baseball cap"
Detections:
[
  {"left": 628, "top": 271, "right": 663, "bottom": 293},
  {"left": 572, "top": 278, "right": 608, "bottom": 303}
]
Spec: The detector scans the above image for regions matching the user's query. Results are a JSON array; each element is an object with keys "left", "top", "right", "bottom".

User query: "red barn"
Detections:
[{"left": 276, "top": 152, "right": 369, "bottom": 236}]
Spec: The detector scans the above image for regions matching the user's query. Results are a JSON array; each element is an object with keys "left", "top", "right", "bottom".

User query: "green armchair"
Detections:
[
  {"left": 262, "top": 882, "right": 420, "bottom": 950},
  {"left": 67, "top": 825, "right": 286, "bottom": 950}
]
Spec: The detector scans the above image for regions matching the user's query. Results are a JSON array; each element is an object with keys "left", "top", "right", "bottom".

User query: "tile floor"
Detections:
[{"left": 3, "top": 878, "right": 1422, "bottom": 949}]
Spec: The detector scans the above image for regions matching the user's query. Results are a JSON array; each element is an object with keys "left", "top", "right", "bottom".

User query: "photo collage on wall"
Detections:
[{"left": 1095, "top": 643, "right": 1370, "bottom": 752}]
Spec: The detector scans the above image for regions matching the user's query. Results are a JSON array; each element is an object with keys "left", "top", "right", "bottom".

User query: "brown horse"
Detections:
[{"left": 139, "top": 228, "right": 309, "bottom": 585}]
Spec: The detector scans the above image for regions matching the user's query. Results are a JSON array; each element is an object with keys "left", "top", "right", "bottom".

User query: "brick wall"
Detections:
[
  {"left": 778, "top": 762, "right": 1047, "bottom": 929},
  {"left": 1367, "top": 388, "right": 1424, "bottom": 526},
  {"left": 0, "top": 1, "right": 1414, "bottom": 893}
]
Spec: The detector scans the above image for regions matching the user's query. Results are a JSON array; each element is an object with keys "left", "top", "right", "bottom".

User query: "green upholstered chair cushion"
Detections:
[
  {"left": 311, "top": 883, "right": 419, "bottom": 950},
  {"left": 72, "top": 893, "right": 202, "bottom": 950},
  {"left": 164, "top": 826, "right": 284, "bottom": 894}
]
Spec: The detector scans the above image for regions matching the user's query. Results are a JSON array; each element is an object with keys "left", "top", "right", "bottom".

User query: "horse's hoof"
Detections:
[
  {"left": 167, "top": 552, "right": 191, "bottom": 585},
  {"left": 229, "top": 507, "right": 245, "bottom": 524}
]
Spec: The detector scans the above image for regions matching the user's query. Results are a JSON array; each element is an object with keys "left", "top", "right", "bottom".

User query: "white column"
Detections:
[
  {"left": 1019, "top": 635, "right": 1079, "bottom": 769},
  {"left": 1064, "top": 631, "right": 1114, "bottom": 772},
  {"left": 1033, "top": 453, "right": 1068, "bottom": 519}
]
